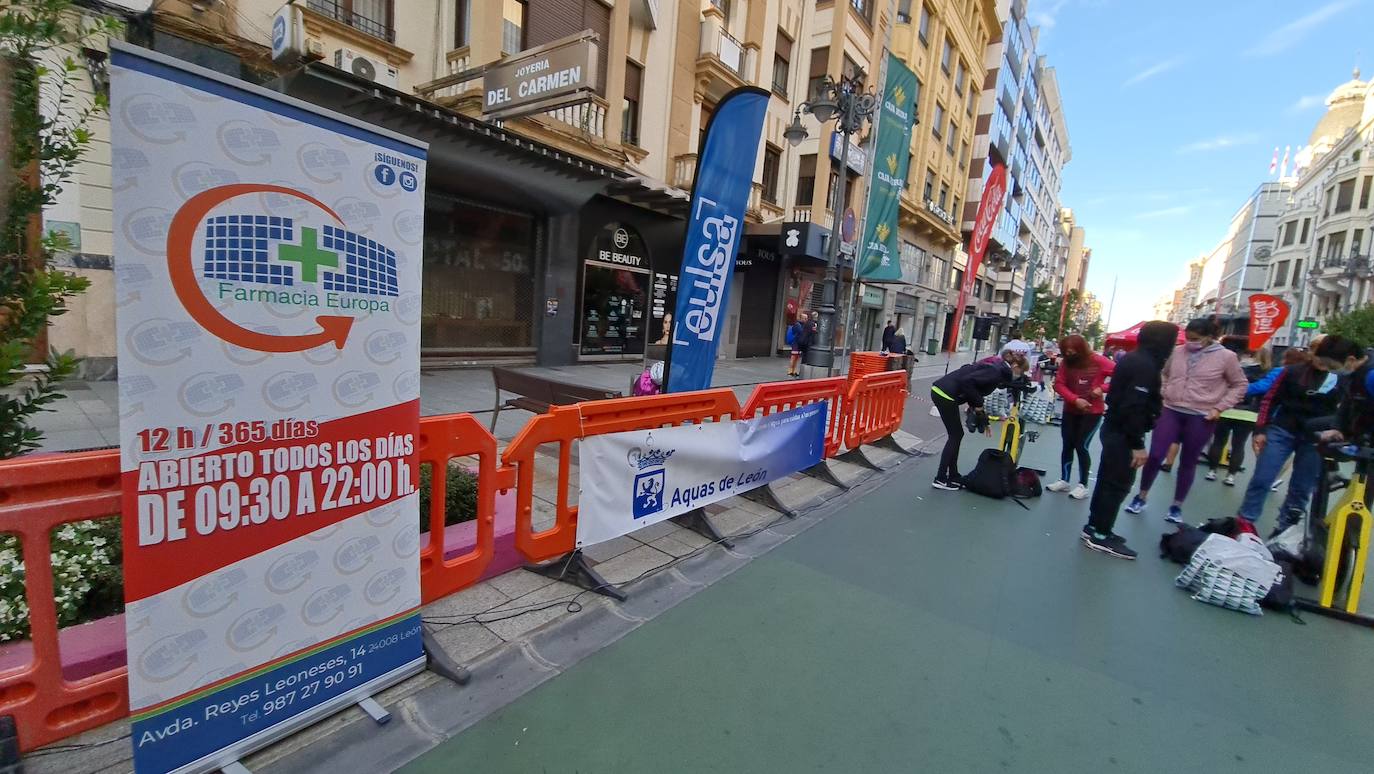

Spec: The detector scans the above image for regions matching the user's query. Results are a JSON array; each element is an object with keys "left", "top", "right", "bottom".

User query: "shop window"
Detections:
[
  {"left": 762, "top": 145, "right": 781, "bottom": 204},
  {"left": 773, "top": 30, "right": 792, "bottom": 97},
  {"left": 502, "top": 0, "right": 527, "bottom": 55},
  {"left": 622, "top": 60, "right": 643, "bottom": 146},
  {"left": 307, "top": 0, "right": 395, "bottom": 43},
  {"left": 581, "top": 223, "right": 652, "bottom": 357},
  {"left": 454, "top": 0, "right": 469, "bottom": 48},
  {"left": 422, "top": 196, "right": 536, "bottom": 351}
]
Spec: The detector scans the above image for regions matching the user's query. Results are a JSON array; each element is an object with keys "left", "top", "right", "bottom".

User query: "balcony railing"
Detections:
[
  {"left": 699, "top": 18, "right": 752, "bottom": 82},
  {"left": 542, "top": 96, "right": 607, "bottom": 139},
  {"left": 789, "top": 206, "right": 834, "bottom": 229},
  {"left": 673, "top": 154, "right": 698, "bottom": 189},
  {"left": 306, "top": 0, "right": 395, "bottom": 43}
]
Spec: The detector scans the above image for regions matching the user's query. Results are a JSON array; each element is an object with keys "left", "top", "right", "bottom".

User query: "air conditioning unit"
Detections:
[{"left": 334, "top": 48, "right": 398, "bottom": 88}]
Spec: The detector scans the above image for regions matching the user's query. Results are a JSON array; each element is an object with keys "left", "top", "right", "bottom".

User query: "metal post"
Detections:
[{"left": 805, "top": 130, "right": 848, "bottom": 374}]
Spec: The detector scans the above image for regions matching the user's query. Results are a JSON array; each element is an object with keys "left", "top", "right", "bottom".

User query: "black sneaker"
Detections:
[
  {"left": 932, "top": 477, "right": 962, "bottom": 491},
  {"left": 1082, "top": 530, "right": 1138, "bottom": 560}
]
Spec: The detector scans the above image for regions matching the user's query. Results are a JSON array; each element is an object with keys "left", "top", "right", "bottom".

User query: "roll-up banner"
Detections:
[
  {"left": 667, "top": 87, "right": 770, "bottom": 392},
  {"left": 111, "top": 43, "right": 426, "bottom": 773}
]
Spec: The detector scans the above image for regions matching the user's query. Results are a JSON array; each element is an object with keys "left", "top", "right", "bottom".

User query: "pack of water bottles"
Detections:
[{"left": 1175, "top": 533, "right": 1282, "bottom": 616}]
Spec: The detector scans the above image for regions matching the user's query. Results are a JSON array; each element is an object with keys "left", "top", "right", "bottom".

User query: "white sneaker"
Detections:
[
  {"left": 1046, "top": 480, "right": 1072, "bottom": 493},
  {"left": 1069, "top": 484, "right": 1090, "bottom": 500}
]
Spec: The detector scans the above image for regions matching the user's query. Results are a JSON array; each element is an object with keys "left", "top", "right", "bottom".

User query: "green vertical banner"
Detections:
[{"left": 858, "top": 53, "right": 918, "bottom": 280}]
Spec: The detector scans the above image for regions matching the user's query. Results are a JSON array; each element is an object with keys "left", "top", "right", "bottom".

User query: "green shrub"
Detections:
[
  {"left": 0, "top": 517, "right": 123, "bottom": 643},
  {"left": 1323, "top": 304, "right": 1374, "bottom": 349},
  {"left": 417, "top": 464, "right": 478, "bottom": 534}
]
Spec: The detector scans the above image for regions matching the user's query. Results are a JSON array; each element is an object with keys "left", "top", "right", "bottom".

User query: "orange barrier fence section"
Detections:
[
  {"left": 501, "top": 389, "right": 741, "bottom": 564},
  {"left": 739, "top": 376, "right": 848, "bottom": 458},
  {"left": 416, "top": 413, "right": 498, "bottom": 604},
  {"left": 847, "top": 351, "right": 890, "bottom": 383},
  {"left": 0, "top": 450, "right": 128, "bottom": 753},
  {"left": 0, "top": 374, "right": 909, "bottom": 753},
  {"left": 844, "top": 371, "right": 910, "bottom": 449}
]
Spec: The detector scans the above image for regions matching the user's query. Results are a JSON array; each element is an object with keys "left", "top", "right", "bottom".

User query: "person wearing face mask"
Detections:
[
  {"left": 1047, "top": 335, "right": 1115, "bottom": 499},
  {"left": 1236, "top": 335, "right": 1368, "bottom": 533},
  {"left": 1125, "top": 318, "right": 1247, "bottom": 524},
  {"left": 1081, "top": 321, "right": 1179, "bottom": 559},
  {"left": 1203, "top": 342, "right": 1272, "bottom": 487},
  {"left": 929, "top": 352, "right": 1030, "bottom": 490}
]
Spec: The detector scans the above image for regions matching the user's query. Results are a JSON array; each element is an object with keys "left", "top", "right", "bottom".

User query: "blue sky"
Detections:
[{"left": 1031, "top": 0, "right": 1370, "bottom": 331}]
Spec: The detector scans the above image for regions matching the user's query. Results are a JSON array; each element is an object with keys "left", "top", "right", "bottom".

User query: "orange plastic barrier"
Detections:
[
  {"left": 843, "top": 370, "right": 910, "bottom": 449},
  {"left": 0, "top": 449, "right": 127, "bottom": 753},
  {"left": 847, "top": 351, "right": 889, "bottom": 382},
  {"left": 739, "top": 376, "right": 848, "bottom": 458},
  {"left": 501, "top": 389, "right": 742, "bottom": 563},
  {"left": 416, "top": 413, "right": 498, "bottom": 604}
]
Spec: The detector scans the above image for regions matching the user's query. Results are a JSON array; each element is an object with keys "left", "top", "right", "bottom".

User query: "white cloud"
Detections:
[
  {"left": 1177, "top": 133, "right": 1259, "bottom": 153},
  {"left": 1135, "top": 206, "right": 1192, "bottom": 220},
  {"left": 1245, "top": 1, "right": 1359, "bottom": 56},
  {"left": 1030, "top": 0, "right": 1068, "bottom": 30},
  {"left": 1123, "top": 57, "right": 1183, "bottom": 87},
  {"left": 1287, "top": 94, "right": 1326, "bottom": 113}
]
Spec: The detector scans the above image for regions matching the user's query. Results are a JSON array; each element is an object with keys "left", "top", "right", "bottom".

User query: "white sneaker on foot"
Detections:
[
  {"left": 1069, "top": 484, "right": 1089, "bottom": 500},
  {"left": 1204, "top": 470, "right": 1217, "bottom": 481},
  {"left": 1046, "top": 479, "right": 1072, "bottom": 493}
]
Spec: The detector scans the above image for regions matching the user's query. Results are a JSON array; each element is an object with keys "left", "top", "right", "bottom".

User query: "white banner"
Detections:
[
  {"left": 111, "top": 43, "right": 425, "bottom": 773},
  {"left": 577, "top": 404, "right": 827, "bottom": 546}
]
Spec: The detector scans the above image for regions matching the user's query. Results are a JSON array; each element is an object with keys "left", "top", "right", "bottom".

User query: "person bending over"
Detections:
[{"left": 929, "top": 352, "right": 1030, "bottom": 490}]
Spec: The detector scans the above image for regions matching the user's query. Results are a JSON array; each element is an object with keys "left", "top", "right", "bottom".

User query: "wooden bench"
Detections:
[{"left": 489, "top": 367, "right": 621, "bottom": 431}]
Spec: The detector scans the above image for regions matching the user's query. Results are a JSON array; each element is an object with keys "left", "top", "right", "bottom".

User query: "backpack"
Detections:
[
  {"left": 785, "top": 322, "right": 799, "bottom": 347},
  {"left": 964, "top": 449, "right": 1016, "bottom": 499},
  {"left": 1159, "top": 525, "right": 1209, "bottom": 564}
]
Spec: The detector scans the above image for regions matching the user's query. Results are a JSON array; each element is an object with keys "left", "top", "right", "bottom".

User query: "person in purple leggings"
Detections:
[{"left": 1124, "top": 318, "right": 1248, "bottom": 524}]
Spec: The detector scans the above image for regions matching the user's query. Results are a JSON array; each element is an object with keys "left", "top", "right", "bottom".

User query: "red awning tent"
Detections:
[{"left": 1103, "top": 321, "right": 1186, "bottom": 352}]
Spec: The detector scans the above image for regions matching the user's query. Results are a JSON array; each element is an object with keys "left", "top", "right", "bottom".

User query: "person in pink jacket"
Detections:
[
  {"left": 1125, "top": 318, "right": 1248, "bottom": 523},
  {"left": 1047, "top": 334, "right": 1114, "bottom": 499}
]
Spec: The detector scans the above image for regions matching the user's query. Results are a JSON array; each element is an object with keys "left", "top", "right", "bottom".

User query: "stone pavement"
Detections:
[{"left": 24, "top": 352, "right": 980, "bottom": 453}]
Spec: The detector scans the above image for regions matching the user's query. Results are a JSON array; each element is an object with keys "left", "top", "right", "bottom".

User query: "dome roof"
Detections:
[{"left": 1307, "top": 68, "right": 1367, "bottom": 147}]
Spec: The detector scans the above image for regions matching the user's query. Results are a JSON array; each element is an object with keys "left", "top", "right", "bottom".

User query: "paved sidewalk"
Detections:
[{"left": 25, "top": 352, "right": 980, "bottom": 453}]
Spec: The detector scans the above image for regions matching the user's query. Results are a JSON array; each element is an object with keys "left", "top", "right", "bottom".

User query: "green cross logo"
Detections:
[{"left": 276, "top": 227, "right": 339, "bottom": 283}]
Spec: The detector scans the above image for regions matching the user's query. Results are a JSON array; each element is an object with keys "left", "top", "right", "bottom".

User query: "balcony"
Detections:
[
  {"left": 697, "top": 18, "right": 755, "bottom": 99},
  {"left": 672, "top": 153, "right": 698, "bottom": 189},
  {"left": 789, "top": 206, "right": 834, "bottom": 229},
  {"left": 541, "top": 96, "right": 608, "bottom": 140},
  {"left": 306, "top": 0, "right": 395, "bottom": 44}
]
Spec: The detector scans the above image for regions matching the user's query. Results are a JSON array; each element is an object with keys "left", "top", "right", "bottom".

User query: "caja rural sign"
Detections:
[{"left": 111, "top": 43, "right": 426, "bottom": 773}]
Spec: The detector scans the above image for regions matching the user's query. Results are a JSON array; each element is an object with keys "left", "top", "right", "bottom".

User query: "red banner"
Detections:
[
  {"left": 947, "top": 163, "right": 1007, "bottom": 350},
  {"left": 1248, "top": 294, "right": 1290, "bottom": 351}
]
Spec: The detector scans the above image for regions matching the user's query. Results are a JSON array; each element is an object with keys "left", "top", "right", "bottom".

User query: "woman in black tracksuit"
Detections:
[{"left": 929, "top": 353, "right": 1029, "bottom": 490}]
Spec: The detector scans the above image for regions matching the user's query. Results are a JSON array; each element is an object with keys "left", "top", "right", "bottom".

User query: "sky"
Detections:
[{"left": 1030, "top": 0, "right": 1371, "bottom": 331}]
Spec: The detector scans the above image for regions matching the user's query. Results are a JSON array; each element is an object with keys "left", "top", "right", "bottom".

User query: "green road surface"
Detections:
[{"left": 403, "top": 430, "right": 1374, "bottom": 773}]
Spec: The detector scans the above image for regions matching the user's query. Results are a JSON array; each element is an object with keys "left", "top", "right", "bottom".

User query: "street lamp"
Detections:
[{"left": 784, "top": 75, "right": 878, "bottom": 374}]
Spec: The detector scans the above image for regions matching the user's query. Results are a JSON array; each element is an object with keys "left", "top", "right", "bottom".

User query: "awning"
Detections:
[{"left": 276, "top": 62, "right": 689, "bottom": 216}]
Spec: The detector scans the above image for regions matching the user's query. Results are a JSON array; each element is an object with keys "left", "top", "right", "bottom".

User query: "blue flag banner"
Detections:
[{"left": 668, "top": 87, "right": 769, "bottom": 392}]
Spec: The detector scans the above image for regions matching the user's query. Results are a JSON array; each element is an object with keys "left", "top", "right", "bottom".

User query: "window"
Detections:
[
  {"left": 772, "top": 31, "right": 792, "bottom": 96},
  {"left": 947, "top": 120, "right": 956, "bottom": 153},
  {"left": 959, "top": 140, "right": 968, "bottom": 170},
  {"left": 932, "top": 102, "right": 945, "bottom": 138},
  {"left": 622, "top": 60, "right": 643, "bottom": 146},
  {"left": 454, "top": 0, "right": 470, "bottom": 48},
  {"left": 1354, "top": 229, "right": 1365, "bottom": 256},
  {"left": 897, "top": 0, "right": 913, "bottom": 23},
  {"left": 1294, "top": 259, "right": 1303, "bottom": 280},
  {"left": 1281, "top": 220, "right": 1296, "bottom": 247},
  {"left": 808, "top": 47, "right": 828, "bottom": 100},
  {"left": 966, "top": 82, "right": 976, "bottom": 116},
  {"left": 1361, "top": 175, "right": 1373, "bottom": 210},
  {"left": 1336, "top": 179, "right": 1356, "bottom": 213},
  {"left": 307, "top": 0, "right": 395, "bottom": 42},
  {"left": 501, "top": 0, "right": 526, "bottom": 55},
  {"left": 710, "top": 0, "right": 731, "bottom": 17},
  {"left": 1300, "top": 217, "right": 1311, "bottom": 243},
  {"left": 796, "top": 154, "right": 816, "bottom": 206},
  {"left": 952, "top": 196, "right": 960, "bottom": 222},
  {"left": 1274, "top": 260, "right": 1289, "bottom": 287},
  {"left": 1327, "top": 232, "right": 1345, "bottom": 261},
  {"left": 938, "top": 183, "right": 948, "bottom": 209},
  {"left": 924, "top": 169, "right": 935, "bottom": 200},
  {"left": 850, "top": 0, "right": 873, "bottom": 23},
  {"left": 1316, "top": 237, "right": 1325, "bottom": 261},
  {"left": 762, "top": 145, "right": 781, "bottom": 204},
  {"left": 941, "top": 36, "right": 952, "bottom": 73},
  {"left": 918, "top": 3, "right": 932, "bottom": 43},
  {"left": 954, "top": 59, "right": 966, "bottom": 95}
]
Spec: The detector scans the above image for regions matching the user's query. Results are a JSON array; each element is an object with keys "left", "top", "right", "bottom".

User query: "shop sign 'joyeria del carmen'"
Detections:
[{"left": 111, "top": 42, "right": 427, "bottom": 774}]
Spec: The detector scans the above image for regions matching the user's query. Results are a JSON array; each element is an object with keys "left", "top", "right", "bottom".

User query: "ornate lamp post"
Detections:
[{"left": 783, "top": 75, "right": 878, "bottom": 374}]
